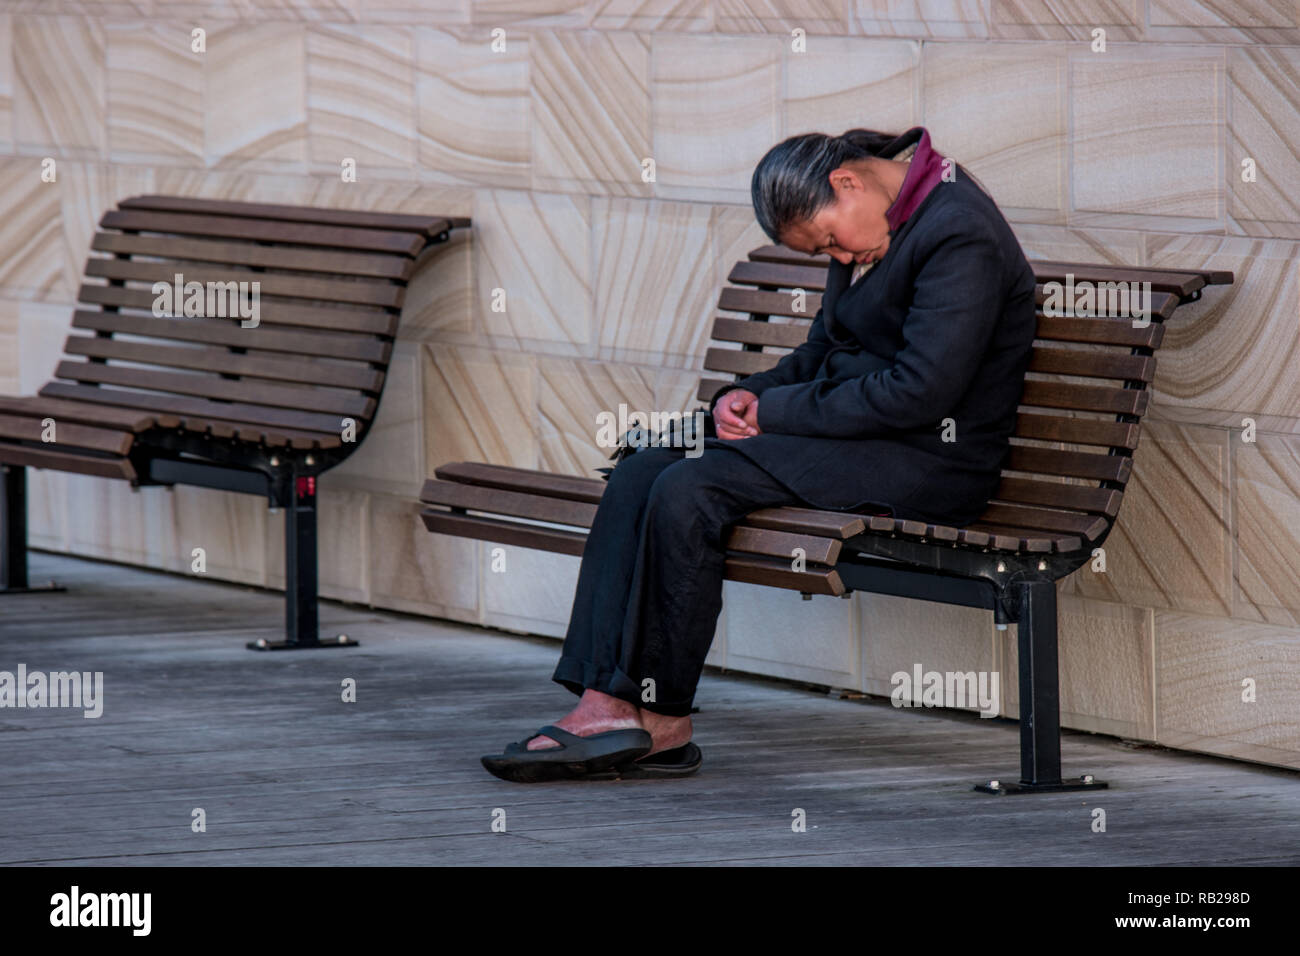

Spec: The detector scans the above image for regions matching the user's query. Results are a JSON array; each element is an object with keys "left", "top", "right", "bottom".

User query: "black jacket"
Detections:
[{"left": 710, "top": 147, "right": 1037, "bottom": 526}]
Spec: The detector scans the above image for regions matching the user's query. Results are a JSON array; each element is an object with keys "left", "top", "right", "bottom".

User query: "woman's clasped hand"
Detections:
[{"left": 712, "top": 389, "right": 761, "bottom": 440}]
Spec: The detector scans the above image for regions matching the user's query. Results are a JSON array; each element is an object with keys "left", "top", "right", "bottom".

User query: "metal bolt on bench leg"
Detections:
[{"left": 976, "top": 774, "right": 1106, "bottom": 795}]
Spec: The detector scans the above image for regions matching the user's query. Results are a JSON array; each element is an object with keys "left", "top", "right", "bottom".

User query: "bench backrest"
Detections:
[
  {"left": 699, "top": 245, "right": 1234, "bottom": 553},
  {"left": 47, "top": 195, "right": 468, "bottom": 457}
]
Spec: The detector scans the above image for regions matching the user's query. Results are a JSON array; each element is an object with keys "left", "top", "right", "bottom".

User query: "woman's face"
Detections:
[{"left": 779, "top": 161, "right": 895, "bottom": 267}]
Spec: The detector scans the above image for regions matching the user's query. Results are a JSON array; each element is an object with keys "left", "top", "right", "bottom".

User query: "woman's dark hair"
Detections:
[{"left": 751, "top": 128, "right": 902, "bottom": 244}]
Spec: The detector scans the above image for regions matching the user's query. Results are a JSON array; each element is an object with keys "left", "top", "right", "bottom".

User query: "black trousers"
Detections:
[{"left": 552, "top": 438, "right": 808, "bottom": 717}]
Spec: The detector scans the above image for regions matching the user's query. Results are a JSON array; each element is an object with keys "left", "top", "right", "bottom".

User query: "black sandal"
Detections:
[
  {"left": 616, "top": 742, "right": 703, "bottom": 779},
  {"left": 481, "top": 725, "right": 652, "bottom": 783}
]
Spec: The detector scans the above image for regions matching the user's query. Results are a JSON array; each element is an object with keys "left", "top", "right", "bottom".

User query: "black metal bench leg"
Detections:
[
  {"left": 247, "top": 474, "right": 357, "bottom": 651},
  {"left": 974, "top": 578, "right": 1107, "bottom": 794},
  {"left": 0, "top": 465, "right": 63, "bottom": 596},
  {"left": 1, "top": 464, "right": 27, "bottom": 590}
]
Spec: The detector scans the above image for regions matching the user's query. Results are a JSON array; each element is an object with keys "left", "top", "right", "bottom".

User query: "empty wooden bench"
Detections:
[
  {"left": 419, "top": 245, "right": 1232, "bottom": 792},
  {"left": 0, "top": 195, "right": 469, "bottom": 649}
]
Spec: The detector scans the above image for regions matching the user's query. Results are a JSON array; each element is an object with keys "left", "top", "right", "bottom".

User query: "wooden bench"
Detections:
[
  {"left": 0, "top": 195, "right": 469, "bottom": 650},
  {"left": 418, "top": 245, "right": 1232, "bottom": 792}
]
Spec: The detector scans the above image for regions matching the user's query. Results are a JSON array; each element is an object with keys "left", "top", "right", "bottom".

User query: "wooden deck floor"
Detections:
[{"left": 1, "top": 552, "right": 1297, "bottom": 867}]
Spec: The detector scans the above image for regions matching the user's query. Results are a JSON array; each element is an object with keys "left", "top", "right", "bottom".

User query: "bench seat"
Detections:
[{"left": 0, "top": 195, "right": 470, "bottom": 647}]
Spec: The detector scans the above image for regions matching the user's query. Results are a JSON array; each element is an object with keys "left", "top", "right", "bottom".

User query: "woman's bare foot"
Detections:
[{"left": 526, "top": 688, "right": 692, "bottom": 756}]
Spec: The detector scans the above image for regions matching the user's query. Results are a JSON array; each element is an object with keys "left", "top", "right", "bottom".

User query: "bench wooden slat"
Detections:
[
  {"left": 1028, "top": 347, "right": 1155, "bottom": 383},
  {"left": 85, "top": 258, "right": 404, "bottom": 309},
  {"left": 897, "top": 517, "right": 933, "bottom": 537},
  {"left": 729, "top": 259, "right": 829, "bottom": 291},
  {"left": 77, "top": 285, "right": 398, "bottom": 339},
  {"left": 423, "top": 478, "right": 598, "bottom": 527},
  {"left": 1020, "top": 380, "right": 1148, "bottom": 416},
  {"left": 1029, "top": 260, "right": 1210, "bottom": 297},
  {"left": 734, "top": 506, "right": 866, "bottom": 540},
  {"left": 119, "top": 195, "right": 466, "bottom": 236},
  {"left": 727, "top": 526, "right": 840, "bottom": 565},
  {"left": 723, "top": 554, "right": 845, "bottom": 595},
  {"left": 711, "top": 316, "right": 811, "bottom": 349},
  {"left": 1035, "top": 314, "right": 1165, "bottom": 348},
  {"left": 421, "top": 508, "right": 588, "bottom": 557},
  {"left": 952, "top": 528, "right": 993, "bottom": 549},
  {"left": 39, "top": 382, "right": 355, "bottom": 437},
  {"left": 0, "top": 396, "right": 174, "bottom": 432},
  {"left": 1015, "top": 412, "right": 1139, "bottom": 449},
  {"left": 994, "top": 477, "right": 1122, "bottom": 517},
  {"left": 1034, "top": 259, "right": 1233, "bottom": 287},
  {"left": 704, "top": 346, "right": 780, "bottom": 378},
  {"left": 1005, "top": 444, "right": 1131, "bottom": 483},
  {"left": 64, "top": 337, "right": 385, "bottom": 393},
  {"left": 717, "top": 287, "right": 823, "bottom": 319},
  {"left": 0, "top": 413, "right": 135, "bottom": 455},
  {"left": 1034, "top": 286, "right": 1179, "bottom": 321},
  {"left": 978, "top": 503, "right": 1109, "bottom": 541},
  {"left": 101, "top": 210, "right": 426, "bottom": 257},
  {"left": 746, "top": 245, "right": 823, "bottom": 267},
  {"left": 91, "top": 232, "right": 414, "bottom": 280},
  {"left": 698, "top": 377, "right": 736, "bottom": 404},
  {"left": 71, "top": 310, "right": 391, "bottom": 364},
  {"left": 429, "top": 463, "right": 608, "bottom": 506},
  {"left": 54, "top": 361, "right": 374, "bottom": 419},
  {"left": 0, "top": 443, "right": 135, "bottom": 480}
]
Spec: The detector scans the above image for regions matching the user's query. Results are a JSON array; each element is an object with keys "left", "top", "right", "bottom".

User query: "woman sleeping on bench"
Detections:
[{"left": 481, "top": 125, "right": 1039, "bottom": 783}]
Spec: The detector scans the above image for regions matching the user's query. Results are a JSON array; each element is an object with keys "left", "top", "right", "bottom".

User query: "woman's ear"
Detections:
[{"left": 828, "top": 166, "right": 858, "bottom": 194}]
